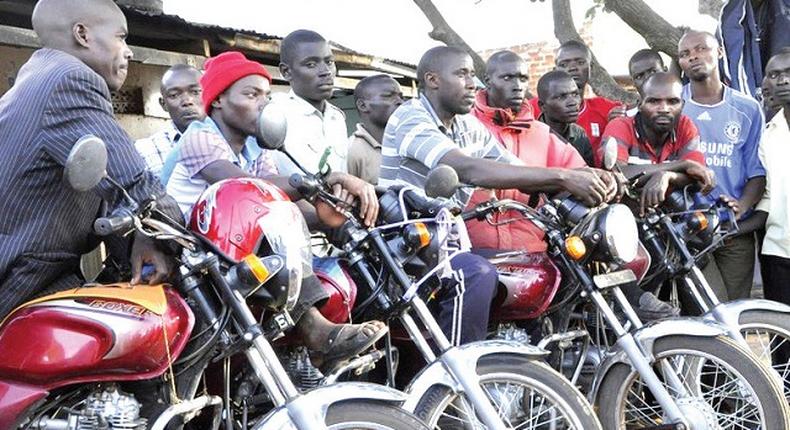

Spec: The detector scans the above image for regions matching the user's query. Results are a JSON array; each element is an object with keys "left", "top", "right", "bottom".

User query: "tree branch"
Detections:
[
  {"left": 603, "top": 0, "right": 684, "bottom": 58},
  {"left": 698, "top": 0, "right": 725, "bottom": 18},
  {"left": 552, "top": 0, "right": 637, "bottom": 104},
  {"left": 412, "top": 0, "right": 487, "bottom": 78}
]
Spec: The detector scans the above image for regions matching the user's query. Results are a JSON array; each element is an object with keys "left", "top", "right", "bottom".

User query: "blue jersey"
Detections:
[{"left": 682, "top": 85, "right": 765, "bottom": 217}]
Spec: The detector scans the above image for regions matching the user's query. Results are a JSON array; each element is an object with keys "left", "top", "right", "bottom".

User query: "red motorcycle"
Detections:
[{"left": 0, "top": 134, "right": 426, "bottom": 430}]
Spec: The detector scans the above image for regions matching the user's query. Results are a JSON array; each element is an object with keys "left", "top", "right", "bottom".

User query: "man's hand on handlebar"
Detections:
[
  {"left": 325, "top": 172, "right": 379, "bottom": 227},
  {"left": 130, "top": 232, "right": 174, "bottom": 285},
  {"left": 561, "top": 167, "right": 611, "bottom": 207},
  {"left": 718, "top": 194, "right": 741, "bottom": 218},
  {"left": 639, "top": 171, "right": 676, "bottom": 216},
  {"left": 684, "top": 162, "right": 715, "bottom": 194}
]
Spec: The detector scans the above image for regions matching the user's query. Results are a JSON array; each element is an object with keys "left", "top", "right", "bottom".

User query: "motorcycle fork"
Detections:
[
  {"left": 590, "top": 287, "right": 690, "bottom": 426},
  {"left": 203, "top": 257, "right": 328, "bottom": 430},
  {"left": 399, "top": 297, "right": 509, "bottom": 430},
  {"left": 684, "top": 267, "right": 751, "bottom": 348},
  {"left": 658, "top": 220, "right": 750, "bottom": 347}
]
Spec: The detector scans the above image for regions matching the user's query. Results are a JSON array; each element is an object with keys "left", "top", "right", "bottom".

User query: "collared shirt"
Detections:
[
  {"left": 379, "top": 93, "right": 521, "bottom": 207},
  {"left": 347, "top": 123, "right": 382, "bottom": 185},
  {"left": 0, "top": 48, "right": 182, "bottom": 316},
  {"left": 757, "top": 108, "right": 790, "bottom": 259},
  {"left": 467, "top": 90, "right": 585, "bottom": 252},
  {"left": 602, "top": 113, "right": 705, "bottom": 165},
  {"left": 538, "top": 113, "right": 595, "bottom": 166},
  {"left": 682, "top": 84, "right": 766, "bottom": 212},
  {"left": 165, "top": 117, "right": 277, "bottom": 218},
  {"left": 134, "top": 121, "right": 181, "bottom": 177},
  {"left": 269, "top": 89, "right": 348, "bottom": 176}
]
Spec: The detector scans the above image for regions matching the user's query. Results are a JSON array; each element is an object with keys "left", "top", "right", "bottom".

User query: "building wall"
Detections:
[{"left": 0, "top": 45, "right": 175, "bottom": 141}]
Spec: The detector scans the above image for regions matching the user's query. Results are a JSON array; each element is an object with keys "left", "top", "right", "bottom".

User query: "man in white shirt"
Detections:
[
  {"left": 757, "top": 48, "right": 790, "bottom": 307},
  {"left": 135, "top": 64, "right": 204, "bottom": 177},
  {"left": 270, "top": 30, "right": 349, "bottom": 178}
]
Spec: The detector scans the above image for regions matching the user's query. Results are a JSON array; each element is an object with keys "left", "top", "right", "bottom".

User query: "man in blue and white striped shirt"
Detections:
[{"left": 380, "top": 46, "right": 618, "bottom": 344}]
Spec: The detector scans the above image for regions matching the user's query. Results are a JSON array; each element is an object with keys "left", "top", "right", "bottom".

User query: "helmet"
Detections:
[
  {"left": 190, "top": 178, "right": 311, "bottom": 311},
  {"left": 191, "top": 178, "right": 294, "bottom": 261}
]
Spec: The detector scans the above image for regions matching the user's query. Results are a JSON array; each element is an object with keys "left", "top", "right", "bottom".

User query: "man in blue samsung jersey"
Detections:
[{"left": 678, "top": 30, "right": 766, "bottom": 302}]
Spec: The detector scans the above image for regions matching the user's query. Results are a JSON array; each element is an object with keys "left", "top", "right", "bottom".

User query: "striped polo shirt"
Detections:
[{"left": 379, "top": 94, "right": 521, "bottom": 206}]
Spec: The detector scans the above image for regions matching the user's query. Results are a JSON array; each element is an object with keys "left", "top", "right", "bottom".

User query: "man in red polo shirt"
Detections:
[
  {"left": 602, "top": 72, "right": 714, "bottom": 214},
  {"left": 468, "top": 51, "right": 589, "bottom": 253},
  {"left": 530, "top": 40, "right": 626, "bottom": 165}
]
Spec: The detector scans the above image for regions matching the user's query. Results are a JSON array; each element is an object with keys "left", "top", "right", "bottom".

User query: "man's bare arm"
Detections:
[{"left": 439, "top": 149, "right": 611, "bottom": 206}]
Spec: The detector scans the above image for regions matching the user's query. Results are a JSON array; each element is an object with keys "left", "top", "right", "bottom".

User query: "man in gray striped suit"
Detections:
[{"left": 0, "top": 0, "right": 182, "bottom": 317}]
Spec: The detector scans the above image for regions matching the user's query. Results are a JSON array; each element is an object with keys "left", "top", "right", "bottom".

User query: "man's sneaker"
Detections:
[{"left": 636, "top": 291, "right": 680, "bottom": 321}]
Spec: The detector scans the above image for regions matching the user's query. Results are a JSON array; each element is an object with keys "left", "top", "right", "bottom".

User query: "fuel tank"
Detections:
[
  {"left": 314, "top": 256, "right": 357, "bottom": 324},
  {"left": 489, "top": 252, "right": 561, "bottom": 321},
  {"left": 0, "top": 283, "right": 193, "bottom": 390}
]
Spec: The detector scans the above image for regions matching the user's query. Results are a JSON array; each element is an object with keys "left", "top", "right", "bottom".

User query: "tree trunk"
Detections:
[
  {"left": 552, "top": 0, "right": 637, "bottom": 104},
  {"left": 603, "top": 0, "right": 684, "bottom": 58},
  {"left": 412, "top": 0, "right": 487, "bottom": 79}
]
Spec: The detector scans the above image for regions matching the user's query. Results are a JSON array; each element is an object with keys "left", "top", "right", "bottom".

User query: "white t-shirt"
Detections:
[{"left": 270, "top": 90, "right": 349, "bottom": 176}]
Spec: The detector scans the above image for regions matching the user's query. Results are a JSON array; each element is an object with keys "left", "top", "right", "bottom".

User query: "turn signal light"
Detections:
[
  {"left": 688, "top": 211, "right": 709, "bottom": 233},
  {"left": 242, "top": 254, "right": 270, "bottom": 283},
  {"left": 565, "top": 236, "right": 587, "bottom": 260},
  {"left": 403, "top": 222, "right": 432, "bottom": 250}
]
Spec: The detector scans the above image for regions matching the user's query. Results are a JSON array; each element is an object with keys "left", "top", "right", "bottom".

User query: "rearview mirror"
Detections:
[
  {"left": 602, "top": 137, "right": 618, "bottom": 171},
  {"left": 424, "top": 164, "right": 459, "bottom": 199},
  {"left": 256, "top": 103, "right": 288, "bottom": 151},
  {"left": 64, "top": 134, "right": 107, "bottom": 192}
]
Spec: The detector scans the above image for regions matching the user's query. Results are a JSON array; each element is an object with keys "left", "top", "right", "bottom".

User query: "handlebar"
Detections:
[
  {"left": 94, "top": 206, "right": 136, "bottom": 236},
  {"left": 289, "top": 173, "right": 321, "bottom": 201}
]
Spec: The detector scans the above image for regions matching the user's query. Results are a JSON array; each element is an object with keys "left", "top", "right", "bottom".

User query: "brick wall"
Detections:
[{"left": 479, "top": 20, "right": 594, "bottom": 97}]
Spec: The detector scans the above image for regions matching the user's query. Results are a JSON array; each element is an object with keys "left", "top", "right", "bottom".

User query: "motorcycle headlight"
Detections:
[
  {"left": 573, "top": 204, "right": 639, "bottom": 264},
  {"left": 602, "top": 205, "right": 639, "bottom": 263},
  {"left": 256, "top": 202, "right": 311, "bottom": 311}
]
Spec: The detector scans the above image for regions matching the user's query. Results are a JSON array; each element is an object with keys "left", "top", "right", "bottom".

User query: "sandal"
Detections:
[{"left": 317, "top": 321, "right": 388, "bottom": 373}]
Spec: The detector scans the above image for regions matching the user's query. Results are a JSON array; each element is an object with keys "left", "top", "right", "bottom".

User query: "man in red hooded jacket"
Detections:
[{"left": 468, "top": 51, "right": 587, "bottom": 252}]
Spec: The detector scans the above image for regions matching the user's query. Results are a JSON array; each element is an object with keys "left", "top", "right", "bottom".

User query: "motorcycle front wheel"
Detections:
[
  {"left": 413, "top": 354, "right": 602, "bottom": 429},
  {"left": 738, "top": 309, "right": 790, "bottom": 402},
  {"left": 325, "top": 400, "right": 431, "bottom": 429},
  {"left": 596, "top": 334, "right": 790, "bottom": 430}
]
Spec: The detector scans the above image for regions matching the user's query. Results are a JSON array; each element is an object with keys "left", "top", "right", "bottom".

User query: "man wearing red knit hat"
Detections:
[{"left": 164, "top": 51, "right": 387, "bottom": 370}]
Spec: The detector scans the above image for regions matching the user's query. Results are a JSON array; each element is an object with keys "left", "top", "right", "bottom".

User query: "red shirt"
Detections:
[
  {"left": 469, "top": 91, "right": 586, "bottom": 252},
  {"left": 529, "top": 96, "right": 621, "bottom": 165},
  {"left": 602, "top": 114, "right": 705, "bottom": 165}
]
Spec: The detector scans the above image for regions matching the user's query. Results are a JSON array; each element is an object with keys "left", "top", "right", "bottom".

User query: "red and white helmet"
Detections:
[{"left": 190, "top": 177, "right": 311, "bottom": 310}]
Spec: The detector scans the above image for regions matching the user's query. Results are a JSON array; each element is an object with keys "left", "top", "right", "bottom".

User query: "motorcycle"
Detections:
[
  {"left": 254, "top": 108, "right": 602, "bottom": 430},
  {"left": 635, "top": 183, "right": 790, "bottom": 400},
  {"left": 0, "top": 132, "right": 429, "bottom": 430},
  {"left": 451, "top": 142, "right": 790, "bottom": 429}
]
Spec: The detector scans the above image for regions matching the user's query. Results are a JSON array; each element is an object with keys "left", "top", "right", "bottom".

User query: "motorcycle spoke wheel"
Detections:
[
  {"left": 414, "top": 356, "right": 601, "bottom": 429},
  {"left": 738, "top": 310, "right": 790, "bottom": 402},
  {"left": 597, "top": 335, "right": 790, "bottom": 430}
]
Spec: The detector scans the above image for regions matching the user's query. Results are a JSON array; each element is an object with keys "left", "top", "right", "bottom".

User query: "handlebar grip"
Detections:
[{"left": 94, "top": 211, "right": 135, "bottom": 236}]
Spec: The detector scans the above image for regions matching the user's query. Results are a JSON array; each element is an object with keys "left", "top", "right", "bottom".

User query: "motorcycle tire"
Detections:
[
  {"left": 325, "top": 400, "right": 431, "bottom": 429},
  {"left": 596, "top": 334, "right": 790, "bottom": 430},
  {"left": 738, "top": 309, "right": 790, "bottom": 401},
  {"left": 412, "top": 353, "right": 602, "bottom": 429}
]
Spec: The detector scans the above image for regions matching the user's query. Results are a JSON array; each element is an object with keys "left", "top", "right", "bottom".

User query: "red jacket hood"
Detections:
[{"left": 473, "top": 90, "right": 536, "bottom": 130}]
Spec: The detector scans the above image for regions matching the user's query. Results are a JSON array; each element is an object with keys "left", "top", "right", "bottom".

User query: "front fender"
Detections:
[
  {"left": 253, "top": 382, "right": 408, "bottom": 430},
  {"left": 402, "top": 339, "right": 547, "bottom": 411},
  {"left": 587, "top": 318, "right": 728, "bottom": 405},
  {"left": 703, "top": 299, "right": 790, "bottom": 329}
]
